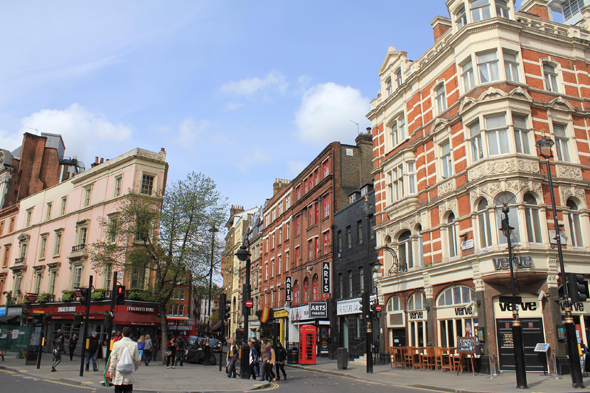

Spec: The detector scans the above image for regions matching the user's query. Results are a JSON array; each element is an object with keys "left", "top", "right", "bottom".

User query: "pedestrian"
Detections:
[
  {"left": 259, "top": 338, "right": 269, "bottom": 381},
  {"left": 52, "top": 330, "right": 64, "bottom": 372},
  {"left": 114, "top": 331, "right": 122, "bottom": 342},
  {"left": 275, "top": 342, "right": 287, "bottom": 380},
  {"left": 108, "top": 327, "right": 141, "bottom": 393},
  {"left": 69, "top": 334, "right": 78, "bottom": 361},
  {"left": 248, "top": 341, "right": 259, "bottom": 379},
  {"left": 250, "top": 339, "right": 260, "bottom": 378},
  {"left": 143, "top": 334, "right": 153, "bottom": 366},
  {"left": 166, "top": 336, "right": 176, "bottom": 369},
  {"left": 137, "top": 336, "right": 145, "bottom": 364},
  {"left": 226, "top": 338, "right": 238, "bottom": 378},
  {"left": 86, "top": 331, "right": 100, "bottom": 372},
  {"left": 174, "top": 334, "right": 186, "bottom": 367},
  {"left": 261, "top": 339, "right": 276, "bottom": 382}
]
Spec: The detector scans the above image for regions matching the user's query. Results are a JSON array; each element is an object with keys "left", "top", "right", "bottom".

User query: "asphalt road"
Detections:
[
  {"left": 260, "top": 368, "right": 443, "bottom": 393},
  {"left": 0, "top": 369, "right": 108, "bottom": 393}
]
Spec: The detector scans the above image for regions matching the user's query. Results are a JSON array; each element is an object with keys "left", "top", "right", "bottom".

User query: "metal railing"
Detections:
[
  {"left": 348, "top": 340, "right": 366, "bottom": 360},
  {"left": 14, "top": 257, "right": 25, "bottom": 264},
  {"left": 71, "top": 244, "right": 86, "bottom": 252}
]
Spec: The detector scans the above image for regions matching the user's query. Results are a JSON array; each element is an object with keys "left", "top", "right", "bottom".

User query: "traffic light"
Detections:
[
  {"left": 79, "top": 288, "right": 89, "bottom": 305},
  {"left": 115, "top": 285, "right": 126, "bottom": 305},
  {"left": 225, "top": 300, "right": 231, "bottom": 320},
  {"left": 568, "top": 273, "right": 588, "bottom": 303}
]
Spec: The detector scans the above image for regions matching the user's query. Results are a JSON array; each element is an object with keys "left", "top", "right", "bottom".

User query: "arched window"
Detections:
[
  {"left": 524, "top": 193, "right": 542, "bottom": 244},
  {"left": 438, "top": 286, "right": 476, "bottom": 306},
  {"left": 387, "top": 295, "right": 403, "bottom": 312},
  {"left": 303, "top": 277, "right": 310, "bottom": 303},
  {"left": 407, "top": 292, "right": 427, "bottom": 346},
  {"left": 495, "top": 192, "right": 520, "bottom": 244},
  {"left": 567, "top": 199, "right": 583, "bottom": 247},
  {"left": 436, "top": 286, "right": 477, "bottom": 347},
  {"left": 293, "top": 280, "right": 300, "bottom": 304},
  {"left": 408, "top": 292, "right": 426, "bottom": 311},
  {"left": 312, "top": 274, "right": 319, "bottom": 301},
  {"left": 477, "top": 199, "right": 492, "bottom": 248},
  {"left": 446, "top": 212, "right": 458, "bottom": 258},
  {"left": 398, "top": 230, "right": 413, "bottom": 270}
]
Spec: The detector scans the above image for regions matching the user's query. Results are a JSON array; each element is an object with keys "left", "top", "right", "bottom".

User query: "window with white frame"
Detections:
[
  {"left": 39, "top": 235, "right": 47, "bottom": 260},
  {"left": 387, "top": 295, "right": 403, "bottom": 312},
  {"left": 390, "top": 114, "right": 406, "bottom": 147},
  {"left": 73, "top": 266, "right": 83, "bottom": 289},
  {"left": 60, "top": 197, "right": 67, "bottom": 215},
  {"left": 513, "top": 115, "right": 530, "bottom": 154},
  {"left": 567, "top": 199, "right": 583, "bottom": 247},
  {"left": 435, "top": 83, "right": 447, "bottom": 113},
  {"left": 477, "top": 199, "right": 493, "bottom": 248},
  {"left": 523, "top": 193, "right": 542, "bottom": 244},
  {"left": 26, "top": 208, "right": 33, "bottom": 227},
  {"left": 33, "top": 269, "right": 43, "bottom": 294},
  {"left": 386, "top": 77, "right": 393, "bottom": 96},
  {"left": 83, "top": 186, "right": 92, "bottom": 207},
  {"left": 470, "top": 0, "right": 491, "bottom": 22},
  {"left": 455, "top": 5, "right": 467, "bottom": 29},
  {"left": 48, "top": 270, "right": 57, "bottom": 295},
  {"left": 496, "top": 0, "right": 510, "bottom": 17},
  {"left": 271, "top": 258, "right": 275, "bottom": 277},
  {"left": 477, "top": 51, "right": 499, "bottom": 83},
  {"left": 440, "top": 139, "right": 453, "bottom": 179},
  {"left": 398, "top": 231, "right": 413, "bottom": 270},
  {"left": 495, "top": 192, "right": 520, "bottom": 244},
  {"left": 543, "top": 63, "right": 559, "bottom": 92},
  {"left": 462, "top": 58, "right": 475, "bottom": 91},
  {"left": 395, "top": 68, "right": 403, "bottom": 87},
  {"left": 141, "top": 174, "right": 155, "bottom": 195},
  {"left": 446, "top": 212, "right": 458, "bottom": 258},
  {"left": 504, "top": 51, "right": 520, "bottom": 82},
  {"left": 553, "top": 123, "right": 571, "bottom": 162},
  {"left": 563, "top": 0, "right": 585, "bottom": 21},
  {"left": 408, "top": 161, "right": 416, "bottom": 194},
  {"left": 486, "top": 114, "right": 509, "bottom": 156},
  {"left": 470, "top": 120, "right": 484, "bottom": 162},
  {"left": 114, "top": 176, "right": 123, "bottom": 197},
  {"left": 392, "top": 164, "right": 405, "bottom": 202},
  {"left": 45, "top": 202, "right": 52, "bottom": 221},
  {"left": 278, "top": 255, "right": 282, "bottom": 274}
]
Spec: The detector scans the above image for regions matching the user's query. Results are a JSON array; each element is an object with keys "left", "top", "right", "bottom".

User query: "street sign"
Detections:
[
  {"left": 73, "top": 290, "right": 83, "bottom": 297},
  {"left": 246, "top": 300, "right": 253, "bottom": 308},
  {"left": 375, "top": 305, "right": 382, "bottom": 312},
  {"left": 117, "top": 271, "right": 123, "bottom": 280}
]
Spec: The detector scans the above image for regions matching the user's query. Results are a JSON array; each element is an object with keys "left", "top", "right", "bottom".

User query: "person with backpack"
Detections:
[
  {"left": 108, "top": 327, "right": 140, "bottom": 393},
  {"left": 275, "top": 342, "right": 287, "bottom": 380},
  {"left": 52, "top": 330, "right": 64, "bottom": 372},
  {"left": 174, "top": 335, "right": 186, "bottom": 367}
]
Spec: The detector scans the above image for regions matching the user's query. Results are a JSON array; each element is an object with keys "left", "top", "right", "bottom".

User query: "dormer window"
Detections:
[
  {"left": 455, "top": 5, "right": 467, "bottom": 29},
  {"left": 495, "top": 0, "right": 510, "bottom": 18},
  {"left": 470, "top": 0, "right": 491, "bottom": 22},
  {"left": 395, "top": 68, "right": 403, "bottom": 87},
  {"left": 386, "top": 77, "right": 393, "bottom": 96}
]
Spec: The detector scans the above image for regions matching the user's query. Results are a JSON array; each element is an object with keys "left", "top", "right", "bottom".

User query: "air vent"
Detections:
[{"left": 388, "top": 312, "right": 405, "bottom": 328}]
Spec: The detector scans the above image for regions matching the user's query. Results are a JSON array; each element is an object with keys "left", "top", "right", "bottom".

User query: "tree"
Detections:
[{"left": 89, "top": 172, "right": 227, "bottom": 361}]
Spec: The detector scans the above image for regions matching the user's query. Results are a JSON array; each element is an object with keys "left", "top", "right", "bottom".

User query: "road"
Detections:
[{"left": 0, "top": 369, "right": 108, "bottom": 393}]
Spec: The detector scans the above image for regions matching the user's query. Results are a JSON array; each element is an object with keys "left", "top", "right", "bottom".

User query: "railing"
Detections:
[
  {"left": 348, "top": 340, "right": 366, "bottom": 360},
  {"left": 71, "top": 244, "right": 86, "bottom": 252},
  {"left": 14, "top": 257, "right": 25, "bottom": 264},
  {"left": 516, "top": 14, "right": 590, "bottom": 40}
]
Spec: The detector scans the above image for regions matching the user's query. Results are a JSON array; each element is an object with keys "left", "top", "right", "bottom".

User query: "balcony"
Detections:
[
  {"left": 69, "top": 243, "right": 87, "bottom": 261},
  {"left": 14, "top": 257, "right": 25, "bottom": 264},
  {"left": 72, "top": 244, "right": 86, "bottom": 252}
]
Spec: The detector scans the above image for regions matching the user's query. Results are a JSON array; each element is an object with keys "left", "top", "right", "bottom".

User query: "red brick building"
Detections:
[{"left": 369, "top": 0, "right": 590, "bottom": 373}]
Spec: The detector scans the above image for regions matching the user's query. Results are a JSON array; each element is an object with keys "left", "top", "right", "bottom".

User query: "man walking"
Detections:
[
  {"left": 51, "top": 330, "right": 64, "bottom": 372},
  {"left": 69, "top": 334, "right": 78, "bottom": 361},
  {"left": 174, "top": 334, "right": 186, "bottom": 367},
  {"left": 108, "top": 327, "right": 140, "bottom": 393},
  {"left": 248, "top": 341, "right": 259, "bottom": 379},
  {"left": 86, "top": 331, "right": 100, "bottom": 371}
]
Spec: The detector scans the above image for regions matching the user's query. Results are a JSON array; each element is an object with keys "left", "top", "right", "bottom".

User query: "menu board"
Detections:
[{"left": 457, "top": 336, "right": 479, "bottom": 354}]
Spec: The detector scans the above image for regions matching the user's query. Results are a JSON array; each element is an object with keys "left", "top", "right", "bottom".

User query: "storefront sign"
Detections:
[
  {"left": 409, "top": 311, "right": 425, "bottom": 320},
  {"left": 274, "top": 309, "right": 289, "bottom": 318},
  {"left": 285, "top": 276, "right": 292, "bottom": 302},
  {"left": 337, "top": 298, "right": 361, "bottom": 315},
  {"left": 0, "top": 307, "right": 5, "bottom": 318},
  {"left": 560, "top": 301, "right": 585, "bottom": 312},
  {"left": 58, "top": 306, "right": 77, "bottom": 312},
  {"left": 289, "top": 305, "right": 309, "bottom": 321},
  {"left": 493, "top": 255, "right": 533, "bottom": 270},
  {"left": 322, "top": 262, "right": 330, "bottom": 293},
  {"left": 454, "top": 306, "right": 474, "bottom": 316},
  {"left": 309, "top": 302, "right": 327, "bottom": 318},
  {"left": 126, "top": 306, "right": 155, "bottom": 312},
  {"left": 494, "top": 294, "right": 541, "bottom": 318}
]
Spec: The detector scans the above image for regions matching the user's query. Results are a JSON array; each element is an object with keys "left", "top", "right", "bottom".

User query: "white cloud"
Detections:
[
  {"left": 175, "top": 117, "right": 210, "bottom": 149},
  {"left": 2, "top": 104, "right": 133, "bottom": 161},
  {"left": 219, "top": 70, "right": 288, "bottom": 97},
  {"left": 287, "top": 161, "right": 307, "bottom": 175},
  {"left": 224, "top": 102, "right": 244, "bottom": 111},
  {"left": 237, "top": 149, "right": 271, "bottom": 172},
  {"left": 294, "top": 82, "right": 371, "bottom": 146}
]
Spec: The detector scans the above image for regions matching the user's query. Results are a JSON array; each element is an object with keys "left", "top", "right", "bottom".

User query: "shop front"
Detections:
[
  {"left": 435, "top": 286, "right": 478, "bottom": 348},
  {"left": 560, "top": 279, "right": 590, "bottom": 349},
  {"left": 289, "top": 303, "right": 330, "bottom": 356},
  {"left": 337, "top": 297, "right": 363, "bottom": 350},
  {"left": 273, "top": 309, "right": 289, "bottom": 345}
]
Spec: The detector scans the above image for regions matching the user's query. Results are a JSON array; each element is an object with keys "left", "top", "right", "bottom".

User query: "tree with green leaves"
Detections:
[{"left": 89, "top": 172, "right": 227, "bottom": 361}]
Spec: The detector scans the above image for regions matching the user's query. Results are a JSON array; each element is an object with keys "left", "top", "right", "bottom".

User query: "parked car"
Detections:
[{"left": 209, "top": 338, "right": 221, "bottom": 352}]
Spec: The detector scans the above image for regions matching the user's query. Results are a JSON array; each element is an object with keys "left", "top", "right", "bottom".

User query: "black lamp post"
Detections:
[
  {"left": 361, "top": 195, "right": 374, "bottom": 374},
  {"left": 499, "top": 205, "right": 527, "bottom": 389},
  {"left": 235, "top": 241, "right": 251, "bottom": 379},
  {"left": 536, "top": 135, "right": 585, "bottom": 389},
  {"left": 207, "top": 225, "right": 219, "bottom": 333}
]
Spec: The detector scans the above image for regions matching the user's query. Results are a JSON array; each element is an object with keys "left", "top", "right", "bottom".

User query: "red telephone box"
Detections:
[{"left": 299, "top": 324, "right": 317, "bottom": 365}]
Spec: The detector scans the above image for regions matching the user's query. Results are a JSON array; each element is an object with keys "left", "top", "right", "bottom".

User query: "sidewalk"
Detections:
[
  {"left": 289, "top": 357, "right": 590, "bottom": 393},
  {"left": 0, "top": 354, "right": 269, "bottom": 392}
]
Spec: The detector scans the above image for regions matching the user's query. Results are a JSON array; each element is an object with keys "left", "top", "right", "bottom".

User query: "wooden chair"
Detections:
[
  {"left": 403, "top": 346, "right": 415, "bottom": 369},
  {"left": 453, "top": 353, "right": 466, "bottom": 374},
  {"left": 412, "top": 347, "right": 423, "bottom": 370},
  {"left": 390, "top": 347, "right": 403, "bottom": 369},
  {"left": 435, "top": 347, "right": 453, "bottom": 372},
  {"left": 421, "top": 347, "right": 436, "bottom": 370}
]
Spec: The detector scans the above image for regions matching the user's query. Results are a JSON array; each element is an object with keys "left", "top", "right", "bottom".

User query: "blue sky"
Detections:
[{"left": 1, "top": 0, "right": 540, "bottom": 210}]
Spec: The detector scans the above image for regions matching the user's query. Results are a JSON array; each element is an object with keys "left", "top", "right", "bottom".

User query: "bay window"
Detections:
[
  {"left": 398, "top": 231, "right": 413, "bottom": 270},
  {"left": 504, "top": 51, "right": 520, "bottom": 82},
  {"left": 524, "top": 193, "right": 542, "bottom": 244},
  {"left": 485, "top": 114, "right": 509, "bottom": 156},
  {"left": 462, "top": 59, "right": 475, "bottom": 91},
  {"left": 470, "top": 0, "right": 491, "bottom": 22},
  {"left": 477, "top": 51, "right": 499, "bottom": 83},
  {"left": 456, "top": 5, "right": 467, "bottom": 29},
  {"left": 408, "top": 161, "right": 416, "bottom": 194},
  {"left": 470, "top": 121, "right": 483, "bottom": 162},
  {"left": 496, "top": 0, "right": 510, "bottom": 17},
  {"left": 477, "top": 199, "right": 493, "bottom": 248}
]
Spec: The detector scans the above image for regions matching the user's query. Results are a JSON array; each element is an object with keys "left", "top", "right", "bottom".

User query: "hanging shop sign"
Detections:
[
  {"left": 493, "top": 255, "right": 533, "bottom": 270},
  {"left": 285, "top": 276, "right": 292, "bottom": 302},
  {"left": 322, "top": 262, "right": 330, "bottom": 293},
  {"left": 309, "top": 302, "right": 328, "bottom": 318},
  {"left": 274, "top": 309, "right": 289, "bottom": 318}
]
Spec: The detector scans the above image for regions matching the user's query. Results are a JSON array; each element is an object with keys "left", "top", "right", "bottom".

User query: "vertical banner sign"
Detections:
[
  {"left": 285, "top": 276, "right": 292, "bottom": 302},
  {"left": 322, "top": 261, "right": 330, "bottom": 293}
]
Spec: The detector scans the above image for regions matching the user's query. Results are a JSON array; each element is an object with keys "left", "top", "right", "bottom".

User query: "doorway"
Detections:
[{"left": 496, "top": 318, "right": 545, "bottom": 372}]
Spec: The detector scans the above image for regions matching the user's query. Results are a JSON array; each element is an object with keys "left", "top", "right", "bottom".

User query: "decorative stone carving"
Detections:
[
  {"left": 468, "top": 158, "right": 539, "bottom": 183},
  {"left": 556, "top": 164, "right": 583, "bottom": 180},
  {"left": 473, "top": 278, "right": 484, "bottom": 291},
  {"left": 508, "top": 86, "right": 533, "bottom": 102},
  {"left": 438, "top": 178, "right": 455, "bottom": 197}
]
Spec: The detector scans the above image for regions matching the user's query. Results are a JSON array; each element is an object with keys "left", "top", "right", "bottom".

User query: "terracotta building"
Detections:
[{"left": 368, "top": 0, "right": 590, "bottom": 373}]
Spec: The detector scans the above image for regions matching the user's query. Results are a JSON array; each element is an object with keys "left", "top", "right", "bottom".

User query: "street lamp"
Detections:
[
  {"left": 207, "top": 225, "right": 219, "bottom": 334},
  {"left": 498, "top": 205, "right": 527, "bottom": 389},
  {"left": 361, "top": 195, "right": 374, "bottom": 374},
  {"left": 536, "top": 135, "right": 585, "bottom": 388},
  {"left": 235, "top": 238, "right": 252, "bottom": 380}
]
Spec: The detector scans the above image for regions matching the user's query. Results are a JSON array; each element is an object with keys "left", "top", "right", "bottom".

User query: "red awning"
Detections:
[{"left": 113, "top": 311, "right": 161, "bottom": 326}]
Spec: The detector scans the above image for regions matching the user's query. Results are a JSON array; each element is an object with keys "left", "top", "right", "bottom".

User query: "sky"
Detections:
[{"left": 0, "top": 0, "right": 545, "bottom": 212}]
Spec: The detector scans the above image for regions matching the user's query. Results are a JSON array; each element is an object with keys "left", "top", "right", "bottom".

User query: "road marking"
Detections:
[
  {"left": 0, "top": 370, "right": 15, "bottom": 374},
  {"left": 46, "top": 380, "right": 97, "bottom": 390},
  {"left": 252, "top": 382, "right": 279, "bottom": 391}
]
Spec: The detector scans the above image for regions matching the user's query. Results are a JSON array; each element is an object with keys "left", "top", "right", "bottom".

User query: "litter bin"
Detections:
[
  {"left": 287, "top": 349, "right": 298, "bottom": 364},
  {"left": 337, "top": 347, "right": 348, "bottom": 370}
]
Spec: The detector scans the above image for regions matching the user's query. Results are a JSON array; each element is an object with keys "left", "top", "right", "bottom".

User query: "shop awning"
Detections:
[
  {"left": 292, "top": 320, "right": 330, "bottom": 326},
  {"left": 113, "top": 311, "right": 160, "bottom": 326}
]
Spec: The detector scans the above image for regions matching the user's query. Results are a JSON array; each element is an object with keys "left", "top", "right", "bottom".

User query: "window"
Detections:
[
  {"left": 141, "top": 174, "right": 155, "bottom": 195},
  {"left": 437, "top": 286, "right": 477, "bottom": 347},
  {"left": 285, "top": 194, "right": 291, "bottom": 209},
  {"left": 553, "top": 123, "right": 571, "bottom": 162},
  {"left": 359, "top": 267, "right": 364, "bottom": 291},
  {"left": 337, "top": 231, "right": 342, "bottom": 253},
  {"left": 563, "top": 0, "right": 585, "bottom": 20},
  {"left": 477, "top": 51, "right": 499, "bottom": 83},
  {"left": 470, "top": 0, "right": 491, "bottom": 22},
  {"left": 295, "top": 246, "right": 301, "bottom": 261},
  {"left": 39, "top": 235, "right": 47, "bottom": 259},
  {"left": 308, "top": 239, "right": 313, "bottom": 261},
  {"left": 462, "top": 59, "right": 475, "bottom": 91},
  {"left": 26, "top": 208, "right": 33, "bottom": 226},
  {"left": 386, "top": 77, "right": 393, "bottom": 96},
  {"left": 265, "top": 262, "right": 268, "bottom": 280},
  {"left": 440, "top": 140, "right": 452, "bottom": 179},
  {"left": 83, "top": 186, "right": 92, "bottom": 207},
  {"left": 486, "top": 114, "right": 509, "bottom": 156},
  {"left": 395, "top": 68, "right": 403, "bottom": 87},
  {"left": 272, "top": 209, "right": 276, "bottom": 222},
  {"left": 567, "top": 199, "right": 583, "bottom": 247},
  {"left": 60, "top": 197, "right": 67, "bottom": 215},
  {"left": 504, "top": 51, "right": 519, "bottom": 82},
  {"left": 513, "top": 115, "right": 530, "bottom": 154},
  {"left": 348, "top": 272, "right": 353, "bottom": 298},
  {"left": 391, "top": 164, "right": 405, "bottom": 202},
  {"left": 315, "top": 203, "right": 319, "bottom": 224},
  {"left": 286, "top": 223, "right": 290, "bottom": 240},
  {"left": 408, "top": 161, "right": 416, "bottom": 194},
  {"left": 398, "top": 231, "right": 413, "bottom": 270},
  {"left": 293, "top": 280, "right": 300, "bottom": 304},
  {"left": 315, "top": 169, "right": 319, "bottom": 184},
  {"left": 387, "top": 295, "right": 403, "bottom": 312},
  {"left": 544, "top": 64, "right": 559, "bottom": 92},
  {"left": 357, "top": 221, "right": 363, "bottom": 244},
  {"left": 312, "top": 275, "right": 319, "bottom": 301},
  {"left": 303, "top": 278, "right": 310, "bottom": 303},
  {"left": 73, "top": 266, "right": 83, "bottom": 289},
  {"left": 435, "top": 84, "right": 446, "bottom": 113},
  {"left": 279, "top": 201, "right": 283, "bottom": 216},
  {"left": 0, "top": 221, "right": 3, "bottom": 236},
  {"left": 45, "top": 203, "right": 52, "bottom": 221},
  {"left": 278, "top": 255, "right": 282, "bottom": 275},
  {"left": 296, "top": 216, "right": 301, "bottom": 236},
  {"left": 19, "top": 241, "right": 28, "bottom": 259},
  {"left": 446, "top": 213, "right": 458, "bottom": 258},
  {"left": 524, "top": 193, "right": 542, "bottom": 244},
  {"left": 279, "top": 228, "right": 282, "bottom": 244},
  {"left": 455, "top": 5, "right": 467, "bottom": 29},
  {"left": 323, "top": 231, "right": 330, "bottom": 254},
  {"left": 477, "top": 199, "right": 493, "bottom": 248},
  {"left": 390, "top": 114, "right": 406, "bottom": 147},
  {"left": 323, "top": 160, "right": 330, "bottom": 177},
  {"left": 33, "top": 271, "right": 42, "bottom": 294},
  {"left": 2, "top": 245, "right": 10, "bottom": 268},
  {"left": 495, "top": 192, "right": 520, "bottom": 244},
  {"left": 114, "top": 176, "right": 123, "bottom": 197},
  {"left": 271, "top": 258, "right": 275, "bottom": 277},
  {"left": 346, "top": 226, "right": 352, "bottom": 249},
  {"left": 496, "top": 0, "right": 510, "bottom": 17},
  {"left": 469, "top": 121, "right": 483, "bottom": 162},
  {"left": 323, "top": 194, "right": 330, "bottom": 218},
  {"left": 78, "top": 227, "right": 88, "bottom": 245},
  {"left": 296, "top": 185, "right": 301, "bottom": 200},
  {"left": 338, "top": 274, "right": 343, "bottom": 299},
  {"left": 285, "top": 252, "right": 289, "bottom": 269},
  {"left": 48, "top": 270, "right": 57, "bottom": 295}
]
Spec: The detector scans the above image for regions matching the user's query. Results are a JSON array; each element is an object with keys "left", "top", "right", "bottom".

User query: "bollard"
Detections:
[
  {"left": 552, "top": 352, "right": 562, "bottom": 380},
  {"left": 488, "top": 355, "right": 495, "bottom": 379}
]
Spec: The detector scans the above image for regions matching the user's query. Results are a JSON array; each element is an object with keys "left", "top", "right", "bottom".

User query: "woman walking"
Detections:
[
  {"left": 143, "top": 334, "right": 153, "bottom": 366},
  {"left": 226, "top": 338, "right": 238, "bottom": 378},
  {"left": 275, "top": 342, "right": 287, "bottom": 380},
  {"left": 166, "top": 336, "right": 176, "bottom": 369},
  {"left": 68, "top": 334, "right": 78, "bottom": 361},
  {"left": 52, "top": 330, "right": 64, "bottom": 372},
  {"left": 137, "top": 335, "right": 145, "bottom": 364}
]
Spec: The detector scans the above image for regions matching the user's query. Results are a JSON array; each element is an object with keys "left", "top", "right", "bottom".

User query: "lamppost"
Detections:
[
  {"left": 361, "top": 195, "right": 374, "bottom": 374},
  {"left": 235, "top": 237, "right": 252, "bottom": 380},
  {"left": 207, "top": 225, "right": 219, "bottom": 333},
  {"left": 498, "top": 205, "right": 527, "bottom": 389},
  {"left": 536, "top": 135, "right": 585, "bottom": 389}
]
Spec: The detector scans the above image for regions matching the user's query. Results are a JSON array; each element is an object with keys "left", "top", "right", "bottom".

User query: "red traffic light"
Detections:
[{"left": 117, "top": 286, "right": 124, "bottom": 294}]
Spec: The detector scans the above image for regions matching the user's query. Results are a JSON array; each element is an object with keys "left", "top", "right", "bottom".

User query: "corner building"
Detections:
[{"left": 368, "top": 0, "right": 590, "bottom": 373}]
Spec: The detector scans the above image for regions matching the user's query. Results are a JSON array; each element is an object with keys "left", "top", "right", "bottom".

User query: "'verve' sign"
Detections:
[
  {"left": 493, "top": 255, "right": 533, "bottom": 270},
  {"left": 498, "top": 301, "right": 537, "bottom": 312}
]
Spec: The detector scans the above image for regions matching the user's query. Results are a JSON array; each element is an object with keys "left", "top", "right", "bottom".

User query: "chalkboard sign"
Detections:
[{"left": 457, "top": 336, "right": 480, "bottom": 354}]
